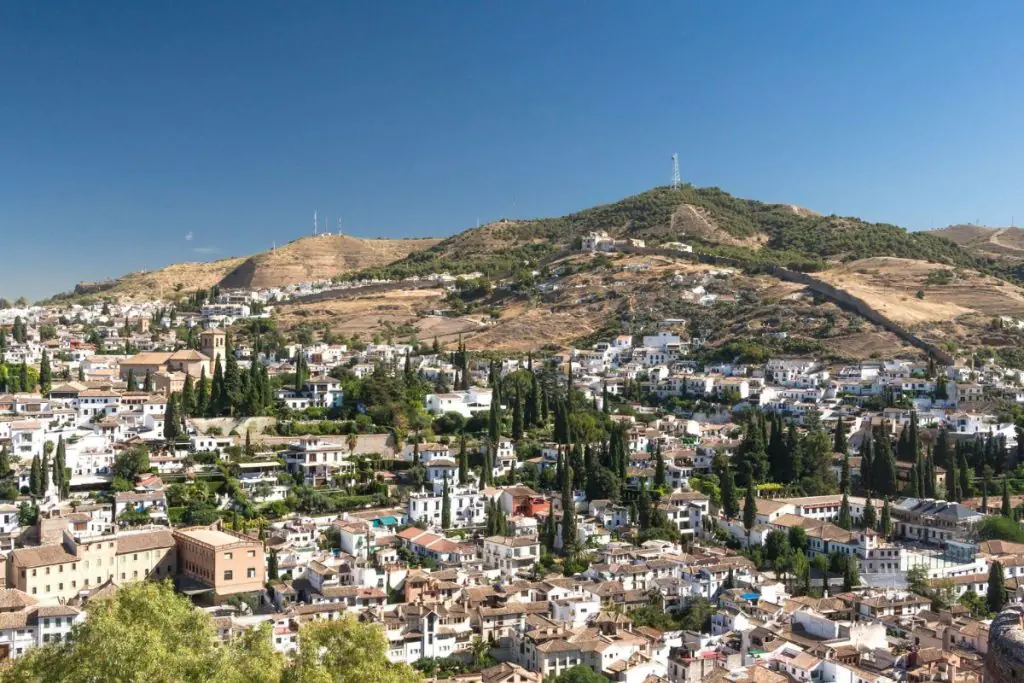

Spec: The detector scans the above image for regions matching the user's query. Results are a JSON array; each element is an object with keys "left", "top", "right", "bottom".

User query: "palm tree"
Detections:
[
  {"left": 346, "top": 432, "right": 359, "bottom": 458},
  {"left": 470, "top": 636, "right": 492, "bottom": 668}
]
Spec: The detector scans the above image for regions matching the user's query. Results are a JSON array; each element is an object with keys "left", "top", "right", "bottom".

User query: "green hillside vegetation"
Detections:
[{"left": 341, "top": 185, "right": 995, "bottom": 282}]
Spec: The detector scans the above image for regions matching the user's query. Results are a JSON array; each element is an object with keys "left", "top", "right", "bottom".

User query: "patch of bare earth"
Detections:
[{"left": 818, "top": 257, "right": 1024, "bottom": 325}]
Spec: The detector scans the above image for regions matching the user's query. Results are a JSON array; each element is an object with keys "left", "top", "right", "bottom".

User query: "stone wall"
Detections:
[{"left": 987, "top": 605, "right": 1024, "bottom": 683}]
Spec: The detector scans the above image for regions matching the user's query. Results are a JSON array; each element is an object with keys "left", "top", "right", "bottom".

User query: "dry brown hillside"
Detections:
[
  {"left": 818, "top": 257, "right": 1024, "bottom": 353},
  {"left": 71, "top": 257, "right": 247, "bottom": 301},
  {"left": 927, "top": 224, "right": 1024, "bottom": 262},
  {"left": 217, "top": 235, "right": 441, "bottom": 289}
]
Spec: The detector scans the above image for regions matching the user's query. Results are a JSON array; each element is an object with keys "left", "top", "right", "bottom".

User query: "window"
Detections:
[
  {"left": 247, "top": 568, "right": 256, "bottom": 579},
  {"left": 248, "top": 550, "right": 256, "bottom": 558},
  {"left": 224, "top": 570, "right": 233, "bottom": 581},
  {"left": 224, "top": 552, "right": 233, "bottom": 560}
]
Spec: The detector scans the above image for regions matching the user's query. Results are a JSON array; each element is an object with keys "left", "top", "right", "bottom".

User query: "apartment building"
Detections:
[
  {"left": 173, "top": 526, "right": 265, "bottom": 599},
  {"left": 6, "top": 526, "right": 176, "bottom": 604}
]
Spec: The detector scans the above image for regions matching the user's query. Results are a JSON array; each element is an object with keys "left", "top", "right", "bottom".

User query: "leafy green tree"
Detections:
[
  {"left": 987, "top": 561, "right": 1007, "bottom": 614},
  {"left": 548, "top": 666, "right": 608, "bottom": 683},
  {"left": 7, "top": 581, "right": 285, "bottom": 683},
  {"left": 114, "top": 445, "right": 150, "bottom": 482},
  {"left": 286, "top": 614, "right": 420, "bottom": 683},
  {"left": 0, "top": 445, "right": 10, "bottom": 478},
  {"left": 788, "top": 526, "right": 808, "bottom": 553}
]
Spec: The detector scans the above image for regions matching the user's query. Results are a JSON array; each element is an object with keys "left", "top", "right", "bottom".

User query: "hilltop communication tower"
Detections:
[
  {"left": 671, "top": 154, "right": 681, "bottom": 189},
  {"left": 313, "top": 210, "right": 318, "bottom": 235}
]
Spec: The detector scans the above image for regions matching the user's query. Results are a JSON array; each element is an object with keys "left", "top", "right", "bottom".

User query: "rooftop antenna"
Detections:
[
  {"left": 671, "top": 153, "right": 681, "bottom": 189},
  {"left": 337, "top": 217, "right": 343, "bottom": 237}
]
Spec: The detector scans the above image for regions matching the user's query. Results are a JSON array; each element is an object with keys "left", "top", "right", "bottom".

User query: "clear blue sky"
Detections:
[{"left": 2, "top": 2, "right": 1023, "bottom": 300}]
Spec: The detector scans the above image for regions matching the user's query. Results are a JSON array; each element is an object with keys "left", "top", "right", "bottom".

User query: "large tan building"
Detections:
[
  {"left": 6, "top": 526, "right": 176, "bottom": 604},
  {"left": 119, "top": 349, "right": 212, "bottom": 387},
  {"left": 173, "top": 526, "right": 264, "bottom": 598}
]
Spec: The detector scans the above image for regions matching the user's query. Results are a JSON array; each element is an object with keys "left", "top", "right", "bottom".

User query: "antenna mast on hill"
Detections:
[
  {"left": 313, "top": 210, "right": 318, "bottom": 236},
  {"left": 671, "top": 153, "right": 681, "bottom": 189},
  {"left": 337, "top": 217, "right": 343, "bottom": 237}
]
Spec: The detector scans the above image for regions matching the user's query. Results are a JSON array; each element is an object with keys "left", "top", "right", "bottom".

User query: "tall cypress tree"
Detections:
[
  {"left": 861, "top": 434, "right": 874, "bottom": 493},
  {"left": 833, "top": 417, "right": 847, "bottom": 454},
  {"left": 958, "top": 451, "right": 972, "bottom": 501},
  {"left": 164, "top": 393, "right": 181, "bottom": 442},
  {"left": 39, "top": 350, "right": 51, "bottom": 394},
  {"left": 872, "top": 430, "right": 898, "bottom": 497},
  {"left": 837, "top": 492, "right": 852, "bottom": 530},
  {"left": 181, "top": 373, "right": 195, "bottom": 417},
  {"left": 441, "top": 475, "right": 451, "bottom": 530},
  {"left": 196, "top": 367, "right": 209, "bottom": 417},
  {"left": 458, "top": 434, "right": 468, "bottom": 485},
  {"left": 907, "top": 464, "right": 920, "bottom": 497},
  {"left": 512, "top": 384, "right": 524, "bottom": 441},
  {"left": 209, "top": 361, "right": 224, "bottom": 416},
  {"left": 561, "top": 455, "right": 576, "bottom": 553},
  {"left": 29, "top": 455, "right": 41, "bottom": 497},
  {"left": 638, "top": 480, "right": 653, "bottom": 531},
  {"left": 934, "top": 428, "right": 952, "bottom": 469},
  {"left": 862, "top": 494, "right": 877, "bottom": 530},
  {"left": 654, "top": 443, "right": 667, "bottom": 489},
  {"left": 987, "top": 561, "right": 1007, "bottom": 614},
  {"left": 880, "top": 499, "right": 893, "bottom": 536},
  {"left": 0, "top": 445, "right": 10, "bottom": 478},
  {"left": 742, "top": 479, "right": 756, "bottom": 543},
  {"left": 525, "top": 372, "right": 540, "bottom": 427},
  {"left": 924, "top": 448, "right": 937, "bottom": 498},
  {"left": 946, "top": 458, "right": 960, "bottom": 502},
  {"left": 721, "top": 463, "right": 739, "bottom": 519},
  {"left": 488, "top": 381, "right": 502, "bottom": 445},
  {"left": 1002, "top": 478, "right": 1012, "bottom": 517},
  {"left": 143, "top": 369, "right": 153, "bottom": 393},
  {"left": 768, "top": 414, "right": 787, "bottom": 482},
  {"left": 841, "top": 452, "right": 851, "bottom": 494},
  {"left": 223, "top": 335, "right": 242, "bottom": 414},
  {"left": 40, "top": 453, "right": 50, "bottom": 495}
]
